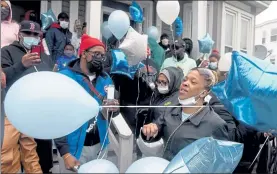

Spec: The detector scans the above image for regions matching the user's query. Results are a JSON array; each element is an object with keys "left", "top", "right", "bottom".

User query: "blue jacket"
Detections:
[
  {"left": 54, "top": 59, "right": 113, "bottom": 159},
  {"left": 56, "top": 55, "right": 77, "bottom": 71}
]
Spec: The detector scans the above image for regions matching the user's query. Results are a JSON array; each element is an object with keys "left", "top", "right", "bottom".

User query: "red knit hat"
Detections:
[
  {"left": 209, "top": 49, "right": 221, "bottom": 60},
  {"left": 78, "top": 34, "right": 105, "bottom": 56}
]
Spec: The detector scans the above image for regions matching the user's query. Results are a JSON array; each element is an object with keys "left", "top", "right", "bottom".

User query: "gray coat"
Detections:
[{"left": 153, "top": 104, "right": 229, "bottom": 160}]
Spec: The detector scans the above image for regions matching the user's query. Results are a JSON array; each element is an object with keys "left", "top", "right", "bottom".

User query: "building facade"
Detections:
[
  {"left": 10, "top": 0, "right": 270, "bottom": 58},
  {"left": 255, "top": 19, "right": 277, "bottom": 63}
]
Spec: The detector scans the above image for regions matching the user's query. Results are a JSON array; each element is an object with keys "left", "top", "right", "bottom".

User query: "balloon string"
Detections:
[
  {"left": 34, "top": 66, "right": 38, "bottom": 72},
  {"left": 100, "top": 105, "right": 227, "bottom": 108},
  {"left": 170, "top": 25, "right": 177, "bottom": 59}
]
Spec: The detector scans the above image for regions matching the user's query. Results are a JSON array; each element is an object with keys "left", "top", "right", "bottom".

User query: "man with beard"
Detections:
[
  {"left": 160, "top": 40, "right": 196, "bottom": 76},
  {"left": 54, "top": 34, "right": 119, "bottom": 172}
]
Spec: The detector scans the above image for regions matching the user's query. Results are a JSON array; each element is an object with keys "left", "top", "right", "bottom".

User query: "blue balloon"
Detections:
[
  {"left": 4, "top": 72, "right": 100, "bottom": 139},
  {"left": 129, "top": 1, "right": 143, "bottom": 23},
  {"left": 164, "top": 137, "right": 243, "bottom": 173},
  {"left": 126, "top": 157, "right": 170, "bottom": 173},
  {"left": 108, "top": 10, "right": 130, "bottom": 40},
  {"left": 41, "top": 9, "right": 57, "bottom": 31},
  {"left": 175, "top": 17, "right": 183, "bottom": 37},
  {"left": 212, "top": 51, "right": 277, "bottom": 133},
  {"left": 101, "top": 21, "right": 113, "bottom": 40},
  {"left": 110, "top": 49, "right": 145, "bottom": 80},
  {"left": 78, "top": 159, "right": 119, "bottom": 173},
  {"left": 198, "top": 33, "right": 214, "bottom": 54}
]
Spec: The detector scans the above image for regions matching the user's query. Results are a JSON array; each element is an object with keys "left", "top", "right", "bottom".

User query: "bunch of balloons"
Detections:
[{"left": 41, "top": 9, "right": 57, "bottom": 31}]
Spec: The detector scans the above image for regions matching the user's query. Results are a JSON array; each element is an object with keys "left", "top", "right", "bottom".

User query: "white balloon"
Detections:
[
  {"left": 157, "top": 1, "right": 180, "bottom": 25},
  {"left": 4, "top": 71, "right": 99, "bottom": 139},
  {"left": 126, "top": 157, "right": 170, "bottom": 173},
  {"left": 78, "top": 159, "right": 119, "bottom": 173},
  {"left": 108, "top": 10, "right": 130, "bottom": 40},
  {"left": 119, "top": 27, "right": 148, "bottom": 66},
  {"left": 218, "top": 52, "right": 232, "bottom": 72},
  {"left": 147, "top": 26, "right": 159, "bottom": 41}
]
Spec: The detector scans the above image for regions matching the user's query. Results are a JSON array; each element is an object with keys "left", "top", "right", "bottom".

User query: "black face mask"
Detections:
[{"left": 87, "top": 56, "right": 103, "bottom": 74}]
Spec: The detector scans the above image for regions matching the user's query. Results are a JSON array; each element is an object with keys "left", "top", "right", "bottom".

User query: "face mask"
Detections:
[
  {"left": 157, "top": 85, "right": 169, "bottom": 94},
  {"left": 1, "top": 7, "right": 10, "bottom": 21},
  {"left": 22, "top": 37, "right": 40, "bottom": 49},
  {"left": 136, "top": 131, "right": 164, "bottom": 157},
  {"left": 64, "top": 50, "right": 74, "bottom": 57},
  {"left": 161, "top": 39, "right": 169, "bottom": 46},
  {"left": 178, "top": 91, "right": 205, "bottom": 106},
  {"left": 209, "top": 62, "right": 218, "bottom": 70},
  {"left": 60, "top": 21, "right": 69, "bottom": 29},
  {"left": 87, "top": 56, "right": 103, "bottom": 74}
]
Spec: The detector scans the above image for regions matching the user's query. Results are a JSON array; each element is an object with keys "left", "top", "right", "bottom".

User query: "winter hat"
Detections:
[
  {"left": 160, "top": 69, "right": 171, "bottom": 84},
  {"left": 78, "top": 34, "right": 105, "bottom": 56},
  {"left": 209, "top": 49, "right": 221, "bottom": 60}
]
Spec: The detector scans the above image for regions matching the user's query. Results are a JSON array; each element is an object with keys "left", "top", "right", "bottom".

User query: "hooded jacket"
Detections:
[
  {"left": 54, "top": 59, "right": 115, "bottom": 160},
  {"left": 1, "top": 117, "right": 42, "bottom": 173},
  {"left": 45, "top": 22, "right": 72, "bottom": 62},
  {"left": 148, "top": 67, "right": 184, "bottom": 122},
  {"left": 1, "top": 41, "right": 53, "bottom": 90},
  {"left": 1, "top": 0, "right": 19, "bottom": 48}
]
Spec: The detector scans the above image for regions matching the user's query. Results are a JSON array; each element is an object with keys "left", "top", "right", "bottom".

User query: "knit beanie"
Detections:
[
  {"left": 78, "top": 34, "right": 105, "bottom": 56},
  {"left": 209, "top": 49, "right": 221, "bottom": 60}
]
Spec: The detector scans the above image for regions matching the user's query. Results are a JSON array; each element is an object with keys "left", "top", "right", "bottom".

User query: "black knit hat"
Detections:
[
  {"left": 160, "top": 33, "right": 169, "bottom": 40},
  {"left": 58, "top": 12, "right": 69, "bottom": 20}
]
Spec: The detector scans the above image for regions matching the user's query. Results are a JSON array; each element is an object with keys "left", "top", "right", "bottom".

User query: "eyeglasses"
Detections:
[
  {"left": 86, "top": 51, "right": 106, "bottom": 60},
  {"left": 156, "top": 80, "right": 168, "bottom": 86}
]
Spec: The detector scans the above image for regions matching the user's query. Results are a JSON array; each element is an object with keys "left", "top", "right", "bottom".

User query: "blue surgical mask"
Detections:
[{"left": 22, "top": 37, "right": 40, "bottom": 49}]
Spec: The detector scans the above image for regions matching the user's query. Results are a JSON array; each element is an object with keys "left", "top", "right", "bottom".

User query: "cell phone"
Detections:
[
  {"left": 107, "top": 85, "right": 115, "bottom": 100},
  {"left": 31, "top": 45, "right": 41, "bottom": 56}
]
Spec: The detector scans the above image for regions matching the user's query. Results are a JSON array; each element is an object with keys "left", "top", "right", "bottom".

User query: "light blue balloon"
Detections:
[
  {"left": 108, "top": 10, "right": 130, "bottom": 40},
  {"left": 147, "top": 26, "right": 159, "bottom": 41},
  {"left": 126, "top": 157, "right": 169, "bottom": 173},
  {"left": 4, "top": 72, "right": 100, "bottom": 139},
  {"left": 101, "top": 21, "right": 113, "bottom": 40},
  {"left": 78, "top": 159, "right": 119, "bottom": 173},
  {"left": 164, "top": 137, "right": 243, "bottom": 173},
  {"left": 212, "top": 51, "right": 277, "bottom": 133},
  {"left": 198, "top": 33, "right": 214, "bottom": 54}
]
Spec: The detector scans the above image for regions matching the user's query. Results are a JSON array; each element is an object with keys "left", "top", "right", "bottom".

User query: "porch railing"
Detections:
[{"left": 108, "top": 113, "right": 134, "bottom": 173}]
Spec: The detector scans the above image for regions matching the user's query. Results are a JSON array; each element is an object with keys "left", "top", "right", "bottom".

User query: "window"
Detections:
[
  {"left": 271, "top": 28, "right": 277, "bottom": 42},
  {"left": 224, "top": 12, "right": 235, "bottom": 53},
  {"left": 240, "top": 18, "right": 249, "bottom": 53},
  {"left": 222, "top": 3, "right": 254, "bottom": 55},
  {"left": 262, "top": 31, "right": 267, "bottom": 44}
]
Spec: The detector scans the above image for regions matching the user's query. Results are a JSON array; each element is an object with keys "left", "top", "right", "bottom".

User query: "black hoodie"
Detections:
[{"left": 1, "top": 41, "right": 53, "bottom": 90}]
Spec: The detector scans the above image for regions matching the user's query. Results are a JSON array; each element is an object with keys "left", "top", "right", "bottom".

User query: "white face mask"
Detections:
[
  {"left": 60, "top": 21, "right": 69, "bottom": 29},
  {"left": 178, "top": 91, "right": 205, "bottom": 106},
  {"left": 157, "top": 85, "right": 169, "bottom": 94},
  {"left": 136, "top": 132, "right": 164, "bottom": 157},
  {"left": 162, "top": 39, "right": 169, "bottom": 46},
  {"left": 209, "top": 62, "right": 218, "bottom": 70}
]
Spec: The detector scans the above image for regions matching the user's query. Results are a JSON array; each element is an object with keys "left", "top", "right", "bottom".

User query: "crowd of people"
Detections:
[{"left": 0, "top": 1, "right": 274, "bottom": 173}]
